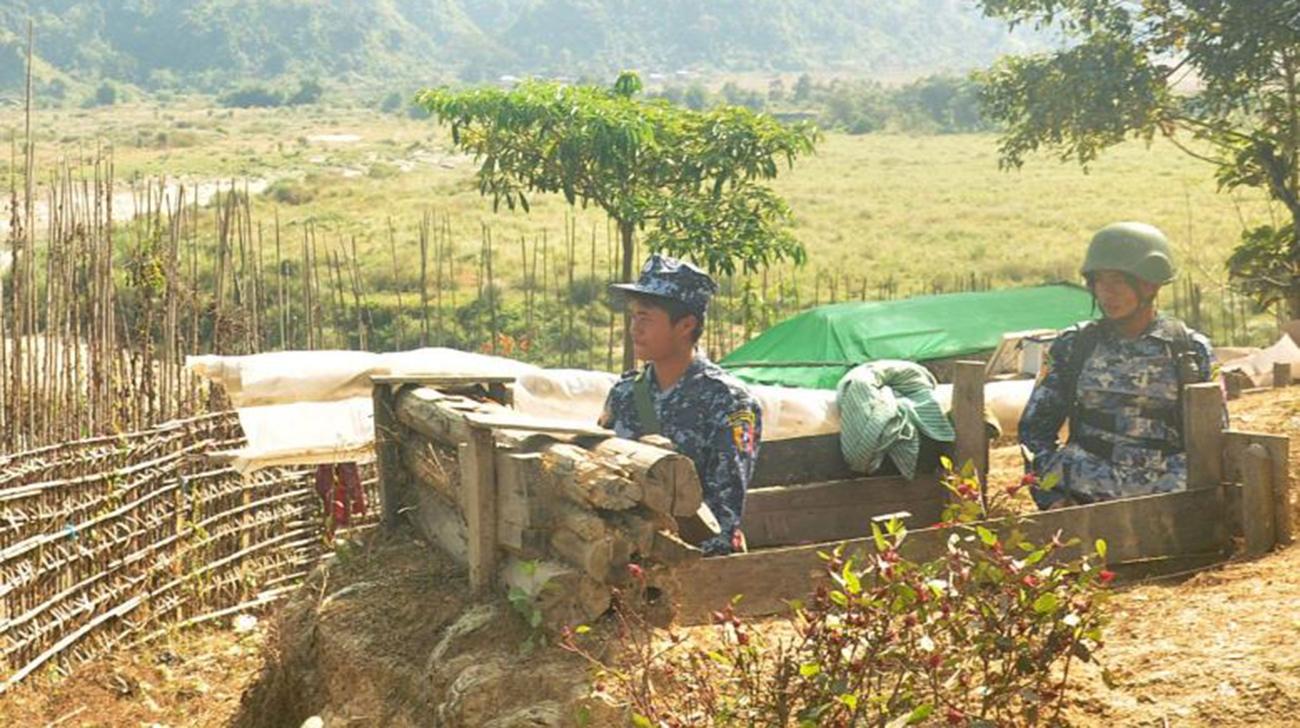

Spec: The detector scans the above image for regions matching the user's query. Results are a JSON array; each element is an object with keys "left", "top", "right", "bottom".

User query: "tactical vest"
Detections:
[{"left": 1064, "top": 319, "right": 1201, "bottom": 462}]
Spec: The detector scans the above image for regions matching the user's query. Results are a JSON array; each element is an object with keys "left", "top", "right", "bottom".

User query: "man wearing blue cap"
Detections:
[{"left": 600, "top": 254, "right": 762, "bottom": 555}]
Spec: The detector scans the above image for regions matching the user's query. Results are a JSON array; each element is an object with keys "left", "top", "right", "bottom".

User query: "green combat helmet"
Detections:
[{"left": 1080, "top": 222, "right": 1176, "bottom": 285}]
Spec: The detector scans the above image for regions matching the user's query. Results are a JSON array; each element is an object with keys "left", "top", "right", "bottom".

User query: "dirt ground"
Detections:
[{"left": 5, "top": 386, "right": 1299, "bottom": 727}]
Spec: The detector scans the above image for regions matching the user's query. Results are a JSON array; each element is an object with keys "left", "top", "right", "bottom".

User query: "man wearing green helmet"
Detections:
[{"left": 1019, "top": 222, "right": 1218, "bottom": 509}]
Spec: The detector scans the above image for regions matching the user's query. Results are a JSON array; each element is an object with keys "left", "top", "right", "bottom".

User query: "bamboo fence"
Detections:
[{"left": 0, "top": 411, "right": 379, "bottom": 691}]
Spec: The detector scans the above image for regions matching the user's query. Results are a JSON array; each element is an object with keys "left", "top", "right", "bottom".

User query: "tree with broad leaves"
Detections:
[
  {"left": 975, "top": 0, "right": 1300, "bottom": 317},
  {"left": 417, "top": 72, "right": 819, "bottom": 369}
]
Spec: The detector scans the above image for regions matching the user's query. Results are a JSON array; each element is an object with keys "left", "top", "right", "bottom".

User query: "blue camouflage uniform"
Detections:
[
  {"left": 602, "top": 255, "right": 762, "bottom": 555},
  {"left": 1019, "top": 317, "right": 1215, "bottom": 508}
]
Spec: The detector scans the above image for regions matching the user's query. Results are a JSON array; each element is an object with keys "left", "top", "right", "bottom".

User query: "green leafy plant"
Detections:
[{"left": 562, "top": 463, "right": 1111, "bottom": 726}]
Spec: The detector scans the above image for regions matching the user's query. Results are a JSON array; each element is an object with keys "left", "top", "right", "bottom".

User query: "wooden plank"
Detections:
[
  {"left": 1224, "top": 430, "right": 1291, "bottom": 546},
  {"left": 1184, "top": 382, "right": 1224, "bottom": 490},
  {"left": 1241, "top": 444, "right": 1275, "bottom": 557},
  {"left": 674, "top": 485, "right": 1229, "bottom": 623},
  {"left": 461, "top": 426, "right": 498, "bottom": 593},
  {"left": 407, "top": 478, "right": 468, "bottom": 564},
  {"left": 372, "top": 384, "right": 404, "bottom": 528},
  {"left": 741, "top": 475, "right": 948, "bottom": 548},
  {"left": 751, "top": 433, "right": 854, "bottom": 488},
  {"left": 494, "top": 451, "right": 540, "bottom": 557},
  {"left": 953, "top": 361, "right": 988, "bottom": 502}
]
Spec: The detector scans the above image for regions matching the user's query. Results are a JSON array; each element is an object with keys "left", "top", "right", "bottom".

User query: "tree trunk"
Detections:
[{"left": 620, "top": 220, "right": 636, "bottom": 372}]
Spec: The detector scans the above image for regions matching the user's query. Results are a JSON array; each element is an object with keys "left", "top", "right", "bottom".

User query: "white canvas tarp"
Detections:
[{"left": 187, "top": 348, "right": 1045, "bottom": 472}]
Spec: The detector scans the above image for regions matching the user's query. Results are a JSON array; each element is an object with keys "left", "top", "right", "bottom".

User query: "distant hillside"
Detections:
[{"left": 0, "top": 0, "right": 1046, "bottom": 95}]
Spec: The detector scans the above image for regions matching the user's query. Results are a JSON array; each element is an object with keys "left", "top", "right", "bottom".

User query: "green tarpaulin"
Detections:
[{"left": 721, "top": 283, "right": 1095, "bottom": 390}]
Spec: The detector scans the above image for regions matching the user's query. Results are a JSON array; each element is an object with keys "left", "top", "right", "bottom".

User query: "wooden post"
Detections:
[
  {"left": 1241, "top": 444, "right": 1275, "bottom": 557},
  {"left": 1274, "top": 361, "right": 1292, "bottom": 388},
  {"left": 953, "top": 361, "right": 989, "bottom": 501},
  {"left": 1259, "top": 434, "right": 1293, "bottom": 547},
  {"left": 461, "top": 425, "right": 498, "bottom": 593},
  {"left": 1183, "top": 382, "right": 1224, "bottom": 490},
  {"left": 373, "top": 384, "right": 404, "bottom": 528}
]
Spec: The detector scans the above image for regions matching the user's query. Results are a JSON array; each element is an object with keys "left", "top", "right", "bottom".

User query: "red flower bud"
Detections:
[
  {"left": 626, "top": 563, "right": 645, "bottom": 581},
  {"left": 1099, "top": 569, "right": 1116, "bottom": 585}
]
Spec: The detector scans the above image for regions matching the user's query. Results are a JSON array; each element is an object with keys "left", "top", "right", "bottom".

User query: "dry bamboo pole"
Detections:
[
  {"left": 274, "top": 211, "right": 285, "bottom": 349},
  {"left": 311, "top": 223, "right": 326, "bottom": 349},
  {"left": 347, "top": 235, "right": 366, "bottom": 350},
  {"left": 607, "top": 221, "right": 616, "bottom": 372},
  {"left": 486, "top": 224, "right": 498, "bottom": 354},
  {"left": 419, "top": 211, "right": 431, "bottom": 346},
  {"left": 588, "top": 223, "right": 596, "bottom": 369},
  {"left": 387, "top": 219, "right": 406, "bottom": 351},
  {"left": 300, "top": 224, "right": 312, "bottom": 349}
]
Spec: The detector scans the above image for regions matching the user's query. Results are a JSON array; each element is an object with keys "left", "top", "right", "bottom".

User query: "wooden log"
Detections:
[
  {"left": 403, "top": 480, "right": 468, "bottom": 564},
  {"left": 580, "top": 436, "right": 702, "bottom": 516},
  {"left": 550, "top": 521, "right": 619, "bottom": 583},
  {"left": 1183, "top": 382, "right": 1224, "bottom": 490},
  {"left": 650, "top": 529, "right": 703, "bottom": 567},
  {"left": 461, "top": 426, "right": 498, "bottom": 594},
  {"left": 677, "top": 502, "right": 721, "bottom": 545},
  {"left": 1241, "top": 444, "right": 1275, "bottom": 557},
  {"left": 394, "top": 386, "right": 483, "bottom": 448},
  {"left": 1274, "top": 361, "right": 1292, "bottom": 388},
  {"left": 500, "top": 556, "right": 610, "bottom": 630},
  {"left": 530, "top": 441, "right": 643, "bottom": 511},
  {"left": 396, "top": 431, "right": 460, "bottom": 507},
  {"left": 673, "top": 485, "right": 1229, "bottom": 623},
  {"left": 953, "top": 361, "right": 988, "bottom": 493}
]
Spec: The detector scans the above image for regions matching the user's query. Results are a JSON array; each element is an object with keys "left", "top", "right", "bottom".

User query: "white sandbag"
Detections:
[
  {"left": 1219, "top": 335, "right": 1300, "bottom": 386},
  {"left": 186, "top": 347, "right": 540, "bottom": 408},
  {"left": 513, "top": 369, "right": 619, "bottom": 425},
  {"left": 230, "top": 396, "right": 375, "bottom": 472},
  {"left": 750, "top": 384, "right": 840, "bottom": 439}
]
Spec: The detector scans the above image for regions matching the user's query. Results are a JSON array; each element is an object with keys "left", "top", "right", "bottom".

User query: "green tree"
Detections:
[
  {"left": 976, "top": 1, "right": 1300, "bottom": 317},
  {"left": 418, "top": 71, "right": 818, "bottom": 368}
]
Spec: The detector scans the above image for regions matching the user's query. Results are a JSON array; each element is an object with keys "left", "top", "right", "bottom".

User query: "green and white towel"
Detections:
[{"left": 836, "top": 360, "right": 955, "bottom": 479}]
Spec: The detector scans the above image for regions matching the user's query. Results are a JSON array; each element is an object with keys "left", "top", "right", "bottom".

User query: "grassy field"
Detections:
[{"left": 0, "top": 99, "right": 1282, "bottom": 363}]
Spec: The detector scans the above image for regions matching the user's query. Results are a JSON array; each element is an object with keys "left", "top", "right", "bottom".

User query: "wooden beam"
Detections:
[
  {"left": 372, "top": 383, "right": 404, "bottom": 528},
  {"left": 1274, "top": 361, "right": 1292, "bottom": 388},
  {"left": 461, "top": 425, "right": 498, "bottom": 593},
  {"left": 1241, "top": 444, "right": 1276, "bottom": 557},
  {"left": 1183, "top": 382, "right": 1224, "bottom": 490},
  {"left": 673, "top": 485, "right": 1229, "bottom": 623}
]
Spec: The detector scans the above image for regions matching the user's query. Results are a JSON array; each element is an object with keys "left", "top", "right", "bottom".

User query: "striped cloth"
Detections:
[{"left": 836, "top": 360, "right": 955, "bottom": 479}]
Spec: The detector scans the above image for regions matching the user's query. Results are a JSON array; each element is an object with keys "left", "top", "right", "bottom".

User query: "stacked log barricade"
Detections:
[
  {"left": 376, "top": 366, "right": 1295, "bottom": 629},
  {"left": 0, "top": 413, "right": 379, "bottom": 690},
  {"left": 374, "top": 376, "right": 707, "bottom": 627}
]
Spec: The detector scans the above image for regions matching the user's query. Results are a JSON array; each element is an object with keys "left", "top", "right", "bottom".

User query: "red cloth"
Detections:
[{"left": 314, "top": 463, "right": 367, "bottom": 536}]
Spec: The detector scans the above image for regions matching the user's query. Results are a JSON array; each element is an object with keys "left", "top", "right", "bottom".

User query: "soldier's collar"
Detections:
[{"left": 1097, "top": 315, "right": 1173, "bottom": 342}]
